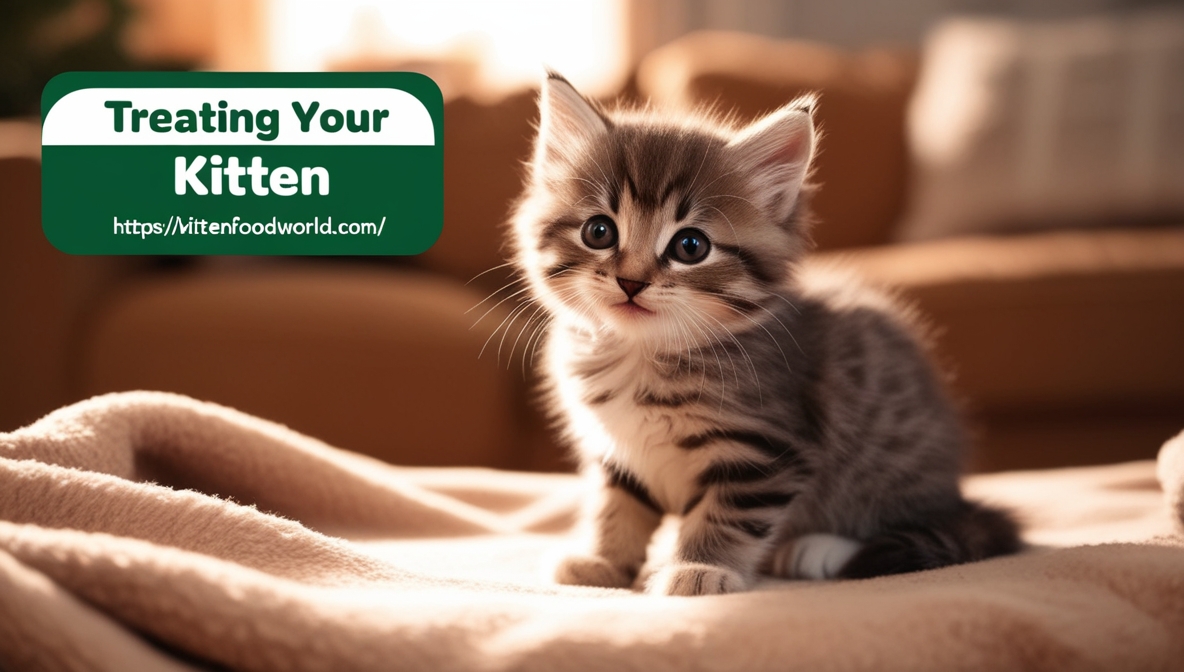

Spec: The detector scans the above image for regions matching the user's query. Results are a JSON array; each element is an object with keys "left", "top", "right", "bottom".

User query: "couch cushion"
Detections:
[
  {"left": 813, "top": 226, "right": 1184, "bottom": 469},
  {"left": 637, "top": 31, "right": 918, "bottom": 251},
  {"left": 78, "top": 266, "right": 532, "bottom": 469}
]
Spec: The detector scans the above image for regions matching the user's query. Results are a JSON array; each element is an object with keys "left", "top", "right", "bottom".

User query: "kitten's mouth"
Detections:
[{"left": 613, "top": 300, "right": 655, "bottom": 316}]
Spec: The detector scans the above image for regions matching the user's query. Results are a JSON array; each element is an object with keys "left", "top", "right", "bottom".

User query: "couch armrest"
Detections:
[{"left": 0, "top": 126, "right": 153, "bottom": 431}]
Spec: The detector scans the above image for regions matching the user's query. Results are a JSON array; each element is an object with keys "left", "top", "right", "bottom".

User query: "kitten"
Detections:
[{"left": 508, "top": 73, "right": 1020, "bottom": 596}]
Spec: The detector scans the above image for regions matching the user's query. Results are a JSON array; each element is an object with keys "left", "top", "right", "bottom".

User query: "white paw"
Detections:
[
  {"left": 646, "top": 562, "right": 746, "bottom": 596},
  {"left": 769, "top": 533, "right": 862, "bottom": 580},
  {"left": 553, "top": 554, "right": 634, "bottom": 588}
]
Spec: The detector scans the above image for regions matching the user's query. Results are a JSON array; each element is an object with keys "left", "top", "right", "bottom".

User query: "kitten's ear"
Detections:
[
  {"left": 534, "top": 72, "right": 608, "bottom": 169},
  {"left": 727, "top": 95, "right": 817, "bottom": 221}
]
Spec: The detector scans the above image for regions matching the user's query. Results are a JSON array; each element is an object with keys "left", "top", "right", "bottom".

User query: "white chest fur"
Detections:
[{"left": 547, "top": 329, "right": 714, "bottom": 514}]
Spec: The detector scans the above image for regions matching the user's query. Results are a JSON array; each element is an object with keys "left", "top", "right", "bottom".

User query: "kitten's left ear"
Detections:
[
  {"left": 533, "top": 72, "right": 609, "bottom": 170},
  {"left": 727, "top": 95, "right": 817, "bottom": 221}
]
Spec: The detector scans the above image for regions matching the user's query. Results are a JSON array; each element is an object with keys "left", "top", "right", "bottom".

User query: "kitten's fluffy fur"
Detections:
[{"left": 508, "top": 73, "right": 1020, "bottom": 596}]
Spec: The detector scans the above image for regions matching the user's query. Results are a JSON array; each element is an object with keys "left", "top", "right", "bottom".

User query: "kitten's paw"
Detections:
[
  {"left": 553, "top": 554, "right": 634, "bottom": 588},
  {"left": 769, "top": 533, "right": 862, "bottom": 580},
  {"left": 646, "top": 562, "right": 746, "bottom": 596}
]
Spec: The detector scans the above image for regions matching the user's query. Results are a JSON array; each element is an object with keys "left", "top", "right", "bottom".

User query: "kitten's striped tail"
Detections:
[{"left": 839, "top": 500, "right": 1022, "bottom": 579}]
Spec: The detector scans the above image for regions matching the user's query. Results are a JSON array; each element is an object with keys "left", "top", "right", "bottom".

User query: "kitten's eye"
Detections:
[
  {"left": 581, "top": 215, "right": 618, "bottom": 250},
  {"left": 668, "top": 228, "right": 711, "bottom": 264}
]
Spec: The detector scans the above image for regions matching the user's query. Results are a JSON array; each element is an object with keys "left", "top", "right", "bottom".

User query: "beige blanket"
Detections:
[{"left": 1, "top": 392, "right": 1182, "bottom": 671}]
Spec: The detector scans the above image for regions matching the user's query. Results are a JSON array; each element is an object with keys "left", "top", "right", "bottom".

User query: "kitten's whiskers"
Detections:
[
  {"left": 701, "top": 192, "right": 759, "bottom": 211},
  {"left": 768, "top": 291, "right": 803, "bottom": 316},
  {"left": 512, "top": 301, "right": 550, "bottom": 377},
  {"left": 701, "top": 312, "right": 762, "bottom": 406},
  {"left": 717, "top": 291, "right": 804, "bottom": 356},
  {"left": 477, "top": 267, "right": 572, "bottom": 361},
  {"left": 467, "top": 275, "right": 529, "bottom": 319},
  {"left": 496, "top": 299, "right": 540, "bottom": 366},
  {"left": 680, "top": 310, "right": 728, "bottom": 410},
  {"left": 701, "top": 204, "right": 740, "bottom": 244},
  {"left": 721, "top": 303, "right": 793, "bottom": 384},
  {"left": 465, "top": 261, "right": 515, "bottom": 287}
]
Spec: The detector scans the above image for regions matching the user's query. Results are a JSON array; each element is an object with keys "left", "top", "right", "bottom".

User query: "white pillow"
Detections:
[{"left": 897, "top": 10, "right": 1184, "bottom": 241}]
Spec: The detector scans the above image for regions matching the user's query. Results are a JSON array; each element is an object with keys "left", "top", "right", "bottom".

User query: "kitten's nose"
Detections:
[{"left": 616, "top": 277, "right": 650, "bottom": 299}]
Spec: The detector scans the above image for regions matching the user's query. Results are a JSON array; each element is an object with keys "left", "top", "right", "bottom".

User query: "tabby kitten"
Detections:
[{"left": 509, "top": 73, "right": 1019, "bottom": 596}]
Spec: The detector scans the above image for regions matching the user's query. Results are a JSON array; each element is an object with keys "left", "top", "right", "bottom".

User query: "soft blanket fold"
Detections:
[{"left": 1, "top": 391, "right": 1182, "bottom": 671}]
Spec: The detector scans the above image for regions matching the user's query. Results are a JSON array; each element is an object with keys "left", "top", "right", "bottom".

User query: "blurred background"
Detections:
[{"left": 2, "top": 0, "right": 1182, "bottom": 473}]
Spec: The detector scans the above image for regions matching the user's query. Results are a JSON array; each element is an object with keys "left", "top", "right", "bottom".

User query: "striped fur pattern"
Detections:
[{"left": 508, "top": 74, "right": 1020, "bottom": 596}]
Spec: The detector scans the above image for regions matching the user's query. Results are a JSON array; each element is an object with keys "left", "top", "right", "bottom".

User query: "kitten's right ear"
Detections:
[
  {"left": 534, "top": 72, "right": 608, "bottom": 169},
  {"left": 727, "top": 95, "right": 817, "bottom": 222}
]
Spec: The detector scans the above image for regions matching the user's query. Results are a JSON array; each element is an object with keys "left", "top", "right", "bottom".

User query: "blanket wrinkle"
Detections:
[
  {"left": 2, "top": 392, "right": 507, "bottom": 538},
  {"left": 0, "top": 548, "right": 202, "bottom": 672},
  {"left": 0, "top": 460, "right": 408, "bottom": 586},
  {"left": 1157, "top": 430, "right": 1184, "bottom": 532},
  {"left": 1, "top": 391, "right": 1183, "bottom": 672}
]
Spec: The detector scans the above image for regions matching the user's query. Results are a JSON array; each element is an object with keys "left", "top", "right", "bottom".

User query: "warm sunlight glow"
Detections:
[{"left": 269, "top": 0, "right": 628, "bottom": 96}]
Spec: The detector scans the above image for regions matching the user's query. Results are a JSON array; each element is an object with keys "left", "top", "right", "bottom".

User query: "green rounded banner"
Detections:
[{"left": 41, "top": 72, "right": 443, "bottom": 255}]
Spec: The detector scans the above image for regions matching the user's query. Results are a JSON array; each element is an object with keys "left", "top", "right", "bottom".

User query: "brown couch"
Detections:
[{"left": 2, "top": 32, "right": 1182, "bottom": 473}]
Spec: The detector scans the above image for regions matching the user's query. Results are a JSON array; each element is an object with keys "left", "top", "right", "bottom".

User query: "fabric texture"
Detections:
[
  {"left": 898, "top": 10, "right": 1184, "bottom": 241},
  {"left": 1, "top": 391, "right": 1183, "bottom": 671}
]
